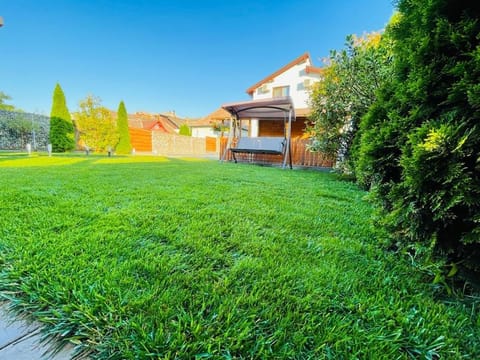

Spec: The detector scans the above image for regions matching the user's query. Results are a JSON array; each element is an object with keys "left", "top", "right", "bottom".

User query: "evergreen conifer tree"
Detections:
[
  {"left": 357, "top": 0, "right": 480, "bottom": 275},
  {"left": 49, "top": 83, "right": 75, "bottom": 152},
  {"left": 115, "top": 101, "right": 132, "bottom": 154}
]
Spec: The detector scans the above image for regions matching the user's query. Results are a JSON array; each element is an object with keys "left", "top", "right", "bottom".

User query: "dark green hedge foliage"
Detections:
[{"left": 357, "top": 0, "right": 480, "bottom": 275}]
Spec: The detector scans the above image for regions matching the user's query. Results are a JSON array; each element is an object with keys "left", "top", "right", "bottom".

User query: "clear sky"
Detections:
[{"left": 0, "top": 1, "right": 395, "bottom": 118}]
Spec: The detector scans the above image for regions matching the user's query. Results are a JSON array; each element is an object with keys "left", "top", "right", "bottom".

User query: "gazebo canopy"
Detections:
[{"left": 221, "top": 96, "right": 296, "bottom": 121}]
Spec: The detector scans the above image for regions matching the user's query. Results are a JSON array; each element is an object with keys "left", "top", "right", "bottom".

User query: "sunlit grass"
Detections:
[
  {"left": 0, "top": 155, "right": 478, "bottom": 359},
  {"left": 92, "top": 156, "right": 170, "bottom": 164},
  {"left": 0, "top": 155, "right": 87, "bottom": 167}
]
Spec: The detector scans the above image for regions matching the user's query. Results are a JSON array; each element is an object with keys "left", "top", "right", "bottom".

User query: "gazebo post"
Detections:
[
  {"left": 221, "top": 115, "right": 236, "bottom": 162},
  {"left": 282, "top": 107, "right": 293, "bottom": 169}
]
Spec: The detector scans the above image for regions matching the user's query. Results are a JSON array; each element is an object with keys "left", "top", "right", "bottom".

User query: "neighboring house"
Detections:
[
  {"left": 245, "top": 52, "right": 323, "bottom": 138},
  {"left": 183, "top": 115, "right": 219, "bottom": 138},
  {"left": 111, "top": 111, "right": 184, "bottom": 153},
  {"left": 185, "top": 108, "right": 239, "bottom": 138},
  {"left": 127, "top": 111, "right": 181, "bottom": 134}
]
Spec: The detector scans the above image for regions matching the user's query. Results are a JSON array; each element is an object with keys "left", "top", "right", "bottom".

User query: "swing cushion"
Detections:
[{"left": 231, "top": 137, "right": 285, "bottom": 154}]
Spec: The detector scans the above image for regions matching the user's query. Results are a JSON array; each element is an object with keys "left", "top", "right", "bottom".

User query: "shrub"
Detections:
[
  {"left": 307, "top": 31, "right": 394, "bottom": 176},
  {"left": 357, "top": 0, "right": 480, "bottom": 277},
  {"left": 179, "top": 123, "right": 191, "bottom": 136}
]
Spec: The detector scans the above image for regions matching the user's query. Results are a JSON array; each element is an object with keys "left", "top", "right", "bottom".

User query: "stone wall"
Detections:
[
  {"left": 0, "top": 110, "right": 50, "bottom": 150},
  {"left": 152, "top": 132, "right": 214, "bottom": 156}
]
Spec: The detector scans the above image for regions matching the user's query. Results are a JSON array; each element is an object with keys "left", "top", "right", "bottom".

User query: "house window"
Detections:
[
  {"left": 272, "top": 86, "right": 290, "bottom": 98},
  {"left": 258, "top": 84, "right": 269, "bottom": 94}
]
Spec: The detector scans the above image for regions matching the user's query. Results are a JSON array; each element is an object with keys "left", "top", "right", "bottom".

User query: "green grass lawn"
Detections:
[{"left": 0, "top": 154, "right": 478, "bottom": 359}]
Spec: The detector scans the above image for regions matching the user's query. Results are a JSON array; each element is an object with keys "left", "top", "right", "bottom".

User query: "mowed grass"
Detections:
[{"left": 0, "top": 154, "right": 478, "bottom": 359}]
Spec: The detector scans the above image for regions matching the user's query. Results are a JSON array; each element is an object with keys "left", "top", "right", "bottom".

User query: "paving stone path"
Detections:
[{"left": 0, "top": 303, "right": 78, "bottom": 360}]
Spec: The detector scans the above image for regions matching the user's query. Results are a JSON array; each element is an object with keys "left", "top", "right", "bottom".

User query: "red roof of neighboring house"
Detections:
[
  {"left": 146, "top": 121, "right": 169, "bottom": 132},
  {"left": 246, "top": 52, "right": 312, "bottom": 95},
  {"left": 126, "top": 112, "right": 180, "bottom": 134}
]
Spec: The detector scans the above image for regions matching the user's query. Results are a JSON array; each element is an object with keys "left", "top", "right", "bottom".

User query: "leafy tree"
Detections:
[
  {"left": 179, "top": 123, "right": 191, "bottom": 136},
  {"left": 357, "top": 0, "right": 480, "bottom": 276},
  {"left": 74, "top": 95, "right": 119, "bottom": 152},
  {"left": 115, "top": 101, "right": 132, "bottom": 154},
  {"left": 49, "top": 83, "right": 75, "bottom": 152},
  {"left": 0, "top": 91, "right": 16, "bottom": 111},
  {"left": 307, "top": 30, "right": 393, "bottom": 175}
]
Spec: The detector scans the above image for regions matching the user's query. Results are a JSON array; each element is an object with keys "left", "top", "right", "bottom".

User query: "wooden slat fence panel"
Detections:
[
  {"left": 129, "top": 128, "right": 152, "bottom": 152},
  {"left": 219, "top": 137, "right": 334, "bottom": 168},
  {"left": 205, "top": 136, "right": 217, "bottom": 152},
  {"left": 290, "top": 138, "right": 334, "bottom": 167}
]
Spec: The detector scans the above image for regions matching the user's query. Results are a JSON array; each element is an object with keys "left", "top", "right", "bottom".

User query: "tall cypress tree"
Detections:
[
  {"left": 49, "top": 83, "right": 75, "bottom": 152},
  {"left": 115, "top": 101, "right": 132, "bottom": 154}
]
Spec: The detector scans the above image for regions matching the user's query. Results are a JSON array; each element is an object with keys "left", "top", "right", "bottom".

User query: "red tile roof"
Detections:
[{"left": 126, "top": 112, "right": 179, "bottom": 134}]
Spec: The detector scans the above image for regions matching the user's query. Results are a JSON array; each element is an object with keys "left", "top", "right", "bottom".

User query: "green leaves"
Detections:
[
  {"left": 74, "top": 95, "right": 119, "bottom": 152},
  {"left": 115, "top": 101, "right": 132, "bottom": 154},
  {"left": 179, "top": 123, "right": 192, "bottom": 136},
  {"left": 49, "top": 83, "right": 76, "bottom": 152},
  {"left": 356, "top": 0, "right": 480, "bottom": 277},
  {"left": 0, "top": 91, "right": 16, "bottom": 111},
  {"left": 308, "top": 30, "right": 394, "bottom": 175}
]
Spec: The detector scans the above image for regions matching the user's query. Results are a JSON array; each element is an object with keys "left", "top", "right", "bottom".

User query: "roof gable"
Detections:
[{"left": 246, "top": 52, "right": 312, "bottom": 95}]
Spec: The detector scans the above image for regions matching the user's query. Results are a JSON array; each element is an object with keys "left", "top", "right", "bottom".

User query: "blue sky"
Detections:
[{"left": 0, "top": 1, "right": 395, "bottom": 118}]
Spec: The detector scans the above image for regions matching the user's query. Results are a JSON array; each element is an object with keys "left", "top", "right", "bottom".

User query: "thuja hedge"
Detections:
[{"left": 356, "top": 0, "right": 480, "bottom": 277}]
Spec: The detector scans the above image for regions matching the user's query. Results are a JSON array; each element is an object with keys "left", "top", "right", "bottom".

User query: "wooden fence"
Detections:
[
  {"left": 206, "top": 136, "right": 217, "bottom": 152},
  {"left": 129, "top": 128, "right": 152, "bottom": 152},
  {"left": 128, "top": 129, "right": 218, "bottom": 155},
  {"left": 219, "top": 137, "right": 334, "bottom": 168}
]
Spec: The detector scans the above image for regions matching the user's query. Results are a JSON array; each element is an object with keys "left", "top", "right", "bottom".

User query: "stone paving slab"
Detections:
[
  {"left": 0, "top": 303, "right": 78, "bottom": 360},
  {"left": 0, "top": 310, "right": 40, "bottom": 349}
]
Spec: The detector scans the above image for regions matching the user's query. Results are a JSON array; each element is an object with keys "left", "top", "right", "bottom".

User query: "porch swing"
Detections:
[{"left": 220, "top": 96, "right": 295, "bottom": 169}]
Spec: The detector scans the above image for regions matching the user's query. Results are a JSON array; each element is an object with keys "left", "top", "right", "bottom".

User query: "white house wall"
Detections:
[
  {"left": 252, "top": 59, "right": 321, "bottom": 108},
  {"left": 191, "top": 127, "right": 248, "bottom": 138},
  {"left": 191, "top": 127, "right": 217, "bottom": 138},
  {"left": 249, "top": 58, "right": 321, "bottom": 137}
]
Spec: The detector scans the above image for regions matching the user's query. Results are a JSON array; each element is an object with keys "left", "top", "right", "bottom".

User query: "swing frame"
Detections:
[{"left": 220, "top": 96, "right": 295, "bottom": 169}]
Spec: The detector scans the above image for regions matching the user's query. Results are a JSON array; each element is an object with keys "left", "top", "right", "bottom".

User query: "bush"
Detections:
[
  {"left": 179, "top": 124, "right": 191, "bottom": 136},
  {"left": 357, "top": 0, "right": 480, "bottom": 277},
  {"left": 307, "top": 31, "right": 394, "bottom": 176}
]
